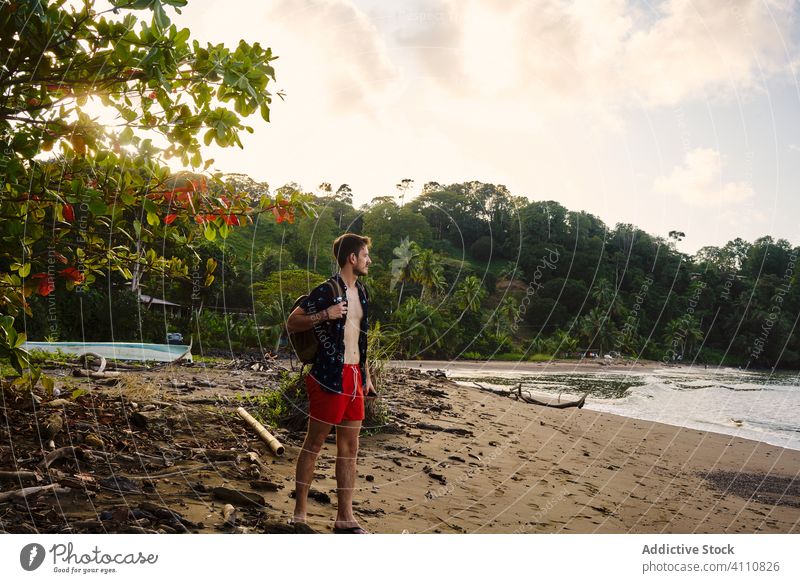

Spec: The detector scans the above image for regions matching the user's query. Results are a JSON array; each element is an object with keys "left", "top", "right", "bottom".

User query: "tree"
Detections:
[
  {"left": 389, "top": 237, "right": 419, "bottom": 309},
  {"left": 579, "top": 307, "right": 615, "bottom": 355},
  {"left": 414, "top": 248, "right": 445, "bottom": 301},
  {"left": 591, "top": 279, "right": 615, "bottom": 310},
  {"left": 396, "top": 178, "right": 413, "bottom": 206},
  {"left": 0, "top": 0, "right": 311, "bottom": 329},
  {"left": 454, "top": 275, "right": 487, "bottom": 313},
  {"left": 391, "top": 297, "right": 445, "bottom": 358}
]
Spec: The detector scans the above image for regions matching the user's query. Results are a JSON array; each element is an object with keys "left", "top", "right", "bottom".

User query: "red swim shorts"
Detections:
[{"left": 305, "top": 364, "right": 364, "bottom": 425}]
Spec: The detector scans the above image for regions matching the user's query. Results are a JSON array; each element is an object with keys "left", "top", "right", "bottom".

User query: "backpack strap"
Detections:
[
  {"left": 356, "top": 280, "right": 368, "bottom": 301},
  {"left": 327, "top": 275, "right": 345, "bottom": 301}
]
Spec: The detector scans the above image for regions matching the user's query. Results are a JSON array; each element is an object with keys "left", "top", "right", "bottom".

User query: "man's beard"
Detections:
[{"left": 354, "top": 265, "right": 368, "bottom": 277}]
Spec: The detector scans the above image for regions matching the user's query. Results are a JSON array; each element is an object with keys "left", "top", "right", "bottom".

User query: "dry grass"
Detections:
[{"left": 105, "top": 375, "right": 177, "bottom": 403}]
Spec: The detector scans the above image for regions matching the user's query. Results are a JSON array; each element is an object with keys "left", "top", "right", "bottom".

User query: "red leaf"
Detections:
[
  {"left": 223, "top": 214, "right": 239, "bottom": 226},
  {"left": 59, "top": 267, "right": 84, "bottom": 284},
  {"left": 37, "top": 276, "right": 55, "bottom": 296},
  {"left": 63, "top": 203, "right": 75, "bottom": 223},
  {"left": 164, "top": 214, "right": 177, "bottom": 225},
  {"left": 195, "top": 215, "right": 205, "bottom": 224}
]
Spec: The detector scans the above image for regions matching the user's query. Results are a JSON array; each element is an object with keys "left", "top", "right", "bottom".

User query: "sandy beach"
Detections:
[{"left": 1, "top": 361, "right": 798, "bottom": 534}]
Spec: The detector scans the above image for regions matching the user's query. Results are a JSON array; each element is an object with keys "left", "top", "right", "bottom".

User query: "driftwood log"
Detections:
[
  {"left": 38, "top": 446, "right": 83, "bottom": 470},
  {"left": 72, "top": 369, "right": 121, "bottom": 379},
  {"left": 474, "top": 383, "right": 587, "bottom": 409},
  {"left": 236, "top": 407, "right": 285, "bottom": 456},
  {"left": 0, "top": 483, "right": 60, "bottom": 504},
  {"left": 0, "top": 470, "right": 41, "bottom": 484}
]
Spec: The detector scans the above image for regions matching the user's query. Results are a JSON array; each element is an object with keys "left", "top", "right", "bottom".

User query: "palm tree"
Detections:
[
  {"left": 454, "top": 275, "right": 487, "bottom": 313},
  {"left": 682, "top": 316, "right": 704, "bottom": 358},
  {"left": 414, "top": 248, "right": 445, "bottom": 300},
  {"left": 579, "top": 307, "right": 615, "bottom": 355},
  {"left": 552, "top": 329, "right": 578, "bottom": 357},
  {"left": 392, "top": 297, "right": 445, "bottom": 357},
  {"left": 662, "top": 318, "right": 685, "bottom": 360},
  {"left": 390, "top": 237, "right": 419, "bottom": 309},
  {"left": 496, "top": 295, "right": 519, "bottom": 335},
  {"left": 591, "top": 278, "right": 615, "bottom": 310}
]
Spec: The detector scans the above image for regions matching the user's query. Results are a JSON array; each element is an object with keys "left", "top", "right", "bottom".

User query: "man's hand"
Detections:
[
  {"left": 365, "top": 378, "right": 377, "bottom": 399},
  {"left": 326, "top": 301, "right": 348, "bottom": 320}
]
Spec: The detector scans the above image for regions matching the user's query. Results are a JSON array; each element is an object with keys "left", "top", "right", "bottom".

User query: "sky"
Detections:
[{"left": 173, "top": 0, "right": 800, "bottom": 255}]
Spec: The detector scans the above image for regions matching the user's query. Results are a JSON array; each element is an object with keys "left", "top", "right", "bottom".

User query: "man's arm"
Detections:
[
  {"left": 286, "top": 306, "right": 329, "bottom": 333},
  {"left": 286, "top": 301, "right": 348, "bottom": 333}
]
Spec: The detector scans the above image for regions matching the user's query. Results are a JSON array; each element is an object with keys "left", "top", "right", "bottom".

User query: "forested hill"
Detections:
[{"left": 28, "top": 180, "right": 799, "bottom": 370}]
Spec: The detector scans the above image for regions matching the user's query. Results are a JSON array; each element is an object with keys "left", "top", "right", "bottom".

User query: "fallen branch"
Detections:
[
  {"left": 236, "top": 407, "right": 285, "bottom": 456},
  {"left": 79, "top": 352, "right": 107, "bottom": 373},
  {"left": 38, "top": 446, "right": 83, "bottom": 470},
  {"left": 0, "top": 470, "right": 41, "bottom": 484},
  {"left": 0, "top": 483, "right": 59, "bottom": 504},
  {"left": 72, "top": 369, "right": 121, "bottom": 379}
]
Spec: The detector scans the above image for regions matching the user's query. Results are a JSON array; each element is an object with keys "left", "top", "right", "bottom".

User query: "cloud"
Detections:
[
  {"left": 400, "top": 0, "right": 795, "bottom": 109},
  {"left": 185, "top": 0, "right": 399, "bottom": 116},
  {"left": 654, "top": 148, "right": 754, "bottom": 207}
]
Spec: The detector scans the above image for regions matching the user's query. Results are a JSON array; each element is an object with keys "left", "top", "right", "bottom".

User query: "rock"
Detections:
[
  {"left": 98, "top": 476, "right": 141, "bottom": 494},
  {"left": 84, "top": 434, "right": 104, "bottom": 448},
  {"left": 365, "top": 474, "right": 375, "bottom": 482},
  {"left": 249, "top": 480, "right": 283, "bottom": 492},
  {"left": 222, "top": 504, "right": 237, "bottom": 527},
  {"left": 290, "top": 488, "right": 331, "bottom": 504},
  {"left": 212, "top": 487, "right": 265, "bottom": 507}
]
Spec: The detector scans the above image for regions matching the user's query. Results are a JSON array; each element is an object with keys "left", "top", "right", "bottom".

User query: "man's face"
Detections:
[{"left": 352, "top": 246, "right": 372, "bottom": 276}]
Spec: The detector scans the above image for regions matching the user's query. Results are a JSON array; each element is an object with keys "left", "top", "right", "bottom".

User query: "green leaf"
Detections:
[
  {"left": 41, "top": 375, "right": 55, "bottom": 395},
  {"left": 203, "top": 223, "right": 216, "bottom": 241},
  {"left": 133, "top": 219, "right": 142, "bottom": 237},
  {"left": 88, "top": 198, "right": 107, "bottom": 216},
  {"left": 71, "top": 388, "right": 89, "bottom": 400},
  {"left": 13, "top": 332, "right": 26, "bottom": 348},
  {"left": 119, "top": 127, "right": 134, "bottom": 144},
  {"left": 146, "top": 211, "right": 160, "bottom": 227},
  {"left": 120, "top": 108, "right": 138, "bottom": 122}
]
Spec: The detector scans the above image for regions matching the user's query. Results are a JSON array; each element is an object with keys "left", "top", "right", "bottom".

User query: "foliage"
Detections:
[{"left": 0, "top": 0, "right": 311, "bottom": 372}]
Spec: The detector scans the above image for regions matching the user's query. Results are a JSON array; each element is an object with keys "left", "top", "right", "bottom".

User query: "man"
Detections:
[{"left": 286, "top": 233, "right": 376, "bottom": 533}]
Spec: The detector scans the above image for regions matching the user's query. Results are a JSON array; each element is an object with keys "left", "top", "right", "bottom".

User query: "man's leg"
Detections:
[
  {"left": 293, "top": 418, "right": 332, "bottom": 522},
  {"left": 334, "top": 419, "right": 363, "bottom": 530}
]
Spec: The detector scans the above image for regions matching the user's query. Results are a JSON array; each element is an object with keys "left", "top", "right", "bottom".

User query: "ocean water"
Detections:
[{"left": 406, "top": 362, "right": 800, "bottom": 452}]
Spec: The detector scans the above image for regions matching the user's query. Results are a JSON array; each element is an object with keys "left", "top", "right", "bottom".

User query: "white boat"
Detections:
[{"left": 22, "top": 341, "right": 193, "bottom": 363}]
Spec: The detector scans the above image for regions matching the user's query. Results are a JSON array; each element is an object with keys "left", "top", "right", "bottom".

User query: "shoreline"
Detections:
[
  {"left": 388, "top": 358, "right": 800, "bottom": 374},
  {"left": 390, "top": 358, "right": 800, "bottom": 454}
]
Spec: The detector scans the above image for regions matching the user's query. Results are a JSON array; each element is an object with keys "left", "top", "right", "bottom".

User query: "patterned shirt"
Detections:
[{"left": 300, "top": 273, "right": 369, "bottom": 394}]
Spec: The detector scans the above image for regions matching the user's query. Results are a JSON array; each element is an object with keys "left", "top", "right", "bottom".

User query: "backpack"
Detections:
[{"left": 287, "top": 277, "right": 345, "bottom": 364}]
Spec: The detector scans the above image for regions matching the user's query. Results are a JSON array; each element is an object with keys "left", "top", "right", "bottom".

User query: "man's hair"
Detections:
[{"left": 333, "top": 233, "right": 371, "bottom": 268}]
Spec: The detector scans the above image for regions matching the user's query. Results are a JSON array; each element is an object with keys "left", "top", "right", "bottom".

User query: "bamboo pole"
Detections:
[{"left": 235, "top": 407, "right": 285, "bottom": 456}]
